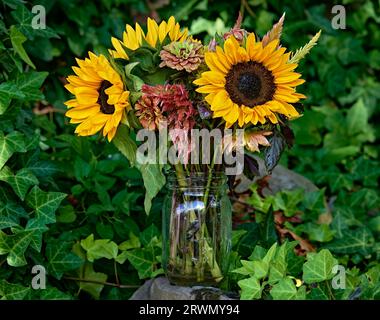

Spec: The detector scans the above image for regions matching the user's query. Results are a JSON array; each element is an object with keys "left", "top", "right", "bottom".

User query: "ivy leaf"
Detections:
[
  {"left": 0, "top": 82, "right": 25, "bottom": 114},
  {"left": 324, "top": 227, "right": 375, "bottom": 256},
  {"left": 0, "top": 230, "right": 33, "bottom": 267},
  {"left": 0, "top": 166, "right": 39, "bottom": 200},
  {"left": 46, "top": 240, "right": 84, "bottom": 279},
  {"left": 13, "top": 71, "right": 49, "bottom": 101},
  {"left": 262, "top": 242, "right": 278, "bottom": 265},
  {"left": 232, "top": 260, "right": 255, "bottom": 276},
  {"left": 80, "top": 234, "right": 119, "bottom": 262},
  {"left": 346, "top": 99, "right": 368, "bottom": 136},
  {"left": 27, "top": 160, "right": 60, "bottom": 178},
  {"left": 303, "top": 249, "right": 338, "bottom": 284},
  {"left": 39, "top": 287, "right": 73, "bottom": 300},
  {"left": 0, "top": 216, "right": 18, "bottom": 230},
  {"left": 11, "top": 4, "right": 59, "bottom": 39},
  {"left": 25, "top": 218, "right": 48, "bottom": 252},
  {"left": 0, "top": 200, "right": 28, "bottom": 220},
  {"left": 119, "top": 232, "right": 141, "bottom": 251},
  {"left": 122, "top": 248, "right": 156, "bottom": 279},
  {"left": 253, "top": 243, "right": 277, "bottom": 279},
  {"left": 238, "top": 277, "right": 262, "bottom": 300},
  {"left": 270, "top": 277, "right": 297, "bottom": 300},
  {"left": 140, "top": 224, "right": 160, "bottom": 246},
  {"left": 10, "top": 25, "right": 35, "bottom": 68},
  {"left": 295, "top": 222, "right": 335, "bottom": 243},
  {"left": 248, "top": 245, "right": 267, "bottom": 261},
  {"left": 0, "top": 280, "right": 31, "bottom": 300},
  {"left": 251, "top": 260, "right": 268, "bottom": 279},
  {"left": 0, "top": 201, "right": 27, "bottom": 231},
  {"left": 268, "top": 261, "right": 286, "bottom": 285},
  {"left": 25, "top": 186, "right": 66, "bottom": 224},
  {"left": 0, "top": 131, "right": 26, "bottom": 170},
  {"left": 78, "top": 263, "right": 108, "bottom": 299},
  {"left": 308, "top": 287, "right": 329, "bottom": 300},
  {"left": 260, "top": 207, "right": 277, "bottom": 246}
]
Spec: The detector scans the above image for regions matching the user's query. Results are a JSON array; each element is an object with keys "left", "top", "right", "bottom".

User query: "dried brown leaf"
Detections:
[{"left": 262, "top": 13, "right": 285, "bottom": 47}]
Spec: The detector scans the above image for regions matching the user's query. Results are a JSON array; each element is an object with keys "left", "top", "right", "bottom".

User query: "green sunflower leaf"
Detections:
[
  {"left": 137, "top": 163, "right": 165, "bottom": 214},
  {"left": 113, "top": 125, "right": 137, "bottom": 166}
]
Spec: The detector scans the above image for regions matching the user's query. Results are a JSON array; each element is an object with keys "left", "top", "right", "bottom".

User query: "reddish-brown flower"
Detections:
[
  {"left": 135, "top": 95, "right": 165, "bottom": 130},
  {"left": 136, "top": 84, "right": 197, "bottom": 131}
]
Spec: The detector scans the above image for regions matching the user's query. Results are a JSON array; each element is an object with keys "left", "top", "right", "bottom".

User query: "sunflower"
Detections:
[
  {"left": 110, "top": 16, "right": 189, "bottom": 60},
  {"left": 193, "top": 34, "right": 306, "bottom": 127},
  {"left": 65, "top": 52, "right": 130, "bottom": 141}
]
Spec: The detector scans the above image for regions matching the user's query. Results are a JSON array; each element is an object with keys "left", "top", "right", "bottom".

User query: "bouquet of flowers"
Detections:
[{"left": 64, "top": 13, "right": 320, "bottom": 285}]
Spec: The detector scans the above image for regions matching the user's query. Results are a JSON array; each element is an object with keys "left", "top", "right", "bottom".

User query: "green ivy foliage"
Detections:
[{"left": 0, "top": 0, "right": 379, "bottom": 299}]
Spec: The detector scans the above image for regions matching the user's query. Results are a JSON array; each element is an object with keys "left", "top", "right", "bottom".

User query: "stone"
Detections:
[
  {"left": 234, "top": 156, "right": 318, "bottom": 195},
  {"left": 130, "top": 277, "right": 236, "bottom": 300},
  {"left": 262, "top": 164, "right": 318, "bottom": 196}
]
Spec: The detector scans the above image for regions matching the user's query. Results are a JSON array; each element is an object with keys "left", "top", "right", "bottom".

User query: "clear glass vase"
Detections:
[{"left": 162, "top": 170, "right": 231, "bottom": 287}]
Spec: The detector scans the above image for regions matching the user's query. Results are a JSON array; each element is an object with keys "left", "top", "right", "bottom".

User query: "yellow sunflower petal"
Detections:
[
  {"left": 223, "top": 36, "right": 240, "bottom": 65},
  {"left": 195, "top": 85, "right": 222, "bottom": 94},
  {"left": 211, "top": 90, "right": 229, "bottom": 111},
  {"left": 274, "top": 93, "right": 300, "bottom": 103},
  {"left": 66, "top": 106, "right": 99, "bottom": 120},
  {"left": 224, "top": 104, "right": 239, "bottom": 124},
  {"left": 205, "top": 52, "right": 227, "bottom": 74},
  {"left": 145, "top": 18, "right": 159, "bottom": 47},
  {"left": 259, "top": 39, "right": 279, "bottom": 63},
  {"left": 65, "top": 52, "right": 130, "bottom": 141},
  {"left": 106, "top": 127, "right": 117, "bottom": 142},
  {"left": 246, "top": 33, "right": 256, "bottom": 59},
  {"left": 275, "top": 73, "right": 302, "bottom": 84},
  {"left": 193, "top": 27, "right": 306, "bottom": 127}
]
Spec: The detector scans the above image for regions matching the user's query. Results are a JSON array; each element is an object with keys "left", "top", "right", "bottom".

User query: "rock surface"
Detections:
[
  {"left": 130, "top": 277, "right": 235, "bottom": 300},
  {"left": 234, "top": 156, "right": 318, "bottom": 195}
]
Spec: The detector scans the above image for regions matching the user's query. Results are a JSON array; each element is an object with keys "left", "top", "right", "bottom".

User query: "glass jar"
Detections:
[{"left": 162, "top": 171, "right": 231, "bottom": 287}]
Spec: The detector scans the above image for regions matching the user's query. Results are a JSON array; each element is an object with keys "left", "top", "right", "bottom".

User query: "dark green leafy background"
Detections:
[{"left": 0, "top": 0, "right": 379, "bottom": 300}]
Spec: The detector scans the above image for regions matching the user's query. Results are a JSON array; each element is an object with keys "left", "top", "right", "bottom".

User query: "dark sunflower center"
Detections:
[
  {"left": 237, "top": 73, "right": 261, "bottom": 100},
  {"left": 225, "top": 61, "right": 275, "bottom": 107},
  {"left": 97, "top": 80, "right": 115, "bottom": 115}
]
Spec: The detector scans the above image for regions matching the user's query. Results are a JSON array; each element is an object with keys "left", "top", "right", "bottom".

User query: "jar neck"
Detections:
[{"left": 167, "top": 170, "right": 227, "bottom": 191}]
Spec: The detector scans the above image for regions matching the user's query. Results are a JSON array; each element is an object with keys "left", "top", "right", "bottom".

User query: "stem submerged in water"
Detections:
[{"left": 169, "top": 162, "right": 223, "bottom": 283}]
